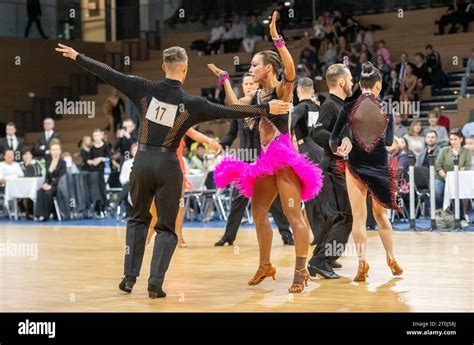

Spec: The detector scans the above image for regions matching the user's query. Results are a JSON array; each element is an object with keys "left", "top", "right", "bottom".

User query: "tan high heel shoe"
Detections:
[
  {"left": 288, "top": 268, "right": 311, "bottom": 293},
  {"left": 387, "top": 256, "right": 403, "bottom": 276},
  {"left": 354, "top": 261, "right": 369, "bottom": 282},
  {"left": 248, "top": 263, "right": 276, "bottom": 286}
]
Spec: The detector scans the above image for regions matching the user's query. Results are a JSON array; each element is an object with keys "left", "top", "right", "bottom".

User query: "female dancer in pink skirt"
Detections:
[{"left": 208, "top": 11, "right": 323, "bottom": 293}]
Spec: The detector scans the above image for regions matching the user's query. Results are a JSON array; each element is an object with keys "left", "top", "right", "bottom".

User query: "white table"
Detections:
[
  {"left": 443, "top": 171, "right": 474, "bottom": 210},
  {"left": 4, "top": 177, "right": 44, "bottom": 220}
]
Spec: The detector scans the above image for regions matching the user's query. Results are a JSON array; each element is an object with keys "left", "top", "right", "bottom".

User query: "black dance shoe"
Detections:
[
  {"left": 331, "top": 260, "right": 342, "bottom": 269},
  {"left": 148, "top": 285, "right": 167, "bottom": 299},
  {"left": 214, "top": 237, "right": 234, "bottom": 246},
  {"left": 282, "top": 235, "right": 295, "bottom": 246},
  {"left": 119, "top": 276, "right": 136, "bottom": 293},
  {"left": 307, "top": 262, "right": 339, "bottom": 279}
]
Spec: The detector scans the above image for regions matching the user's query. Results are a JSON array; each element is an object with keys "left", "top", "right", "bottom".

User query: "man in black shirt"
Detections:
[
  {"left": 55, "top": 43, "right": 290, "bottom": 298},
  {"left": 307, "top": 64, "right": 353, "bottom": 279},
  {"left": 416, "top": 130, "right": 441, "bottom": 168}
]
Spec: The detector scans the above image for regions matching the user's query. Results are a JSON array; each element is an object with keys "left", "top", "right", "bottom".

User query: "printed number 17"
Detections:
[{"left": 155, "top": 106, "right": 166, "bottom": 121}]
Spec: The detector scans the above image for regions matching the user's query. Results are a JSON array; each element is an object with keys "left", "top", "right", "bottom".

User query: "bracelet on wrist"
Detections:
[
  {"left": 219, "top": 72, "right": 230, "bottom": 84},
  {"left": 272, "top": 35, "right": 285, "bottom": 48}
]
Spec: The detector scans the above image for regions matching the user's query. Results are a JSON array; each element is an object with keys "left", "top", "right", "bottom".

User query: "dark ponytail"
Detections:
[
  {"left": 257, "top": 50, "right": 283, "bottom": 75},
  {"left": 360, "top": 62, "right": 382, "bottom": 89}
]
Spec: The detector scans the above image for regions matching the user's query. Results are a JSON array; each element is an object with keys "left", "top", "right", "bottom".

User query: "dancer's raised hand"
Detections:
[
  {"left": 55, "top": 43, "right": 79, "bottom": 60},
  {"left": 269, "top": 11, "right": 279, "bottom": 38},
  {"left": 207, "top": 64, "right": 226, "bottom": 77}
]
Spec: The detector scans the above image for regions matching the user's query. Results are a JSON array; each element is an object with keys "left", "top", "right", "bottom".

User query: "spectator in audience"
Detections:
[
  {"left": 114, "top": 118, "right": 138, "bottom": 162},
  {"left": 387, "top": 136, "right": 409, "bottom": 181},
  {"left": 20, "top": 147, "right": 42, "bottom": 177},
  {"left": 33, "top": 117, "right": 61, "bottom": 159},
  {"left": 459, "top": 48, "right": 474, "bottom": 99},
  {"left": 355, "top": 28, "right": 374, "bottom": 51},
  {"left": 384, "top": 70, "right": 401, "bottom": 101},
  {"left": 435, "top": 129, "right": 472, "bottom": 221},
  {"left": 79, "top": 135, "right": 93, "bottom": 171},
  {"left": 343, "top": 17, "right": 360, "bottom": 43},
  {"left": 103, "top": 97, "right": 115, "bottom": 132},
  {"left": 394, "top": 113, "right": 408, "bottom": 137},
  {"left": 396, "top": 52, "right": 416, "bottom": 81},
  {"left": 119, "top": 143, "right": 138, "bottom": 217},
  {"left": 62, "top": 152, "right": 79, "bottom": 174},
  {"left": 229, "top": 15, "right": 246, "bottom": 52},
  {"left": 413, "top": 52, "right": 430, "bottom": 91},
  {"left": 190, "top": 143, "right": 206, "bottom": 171},
  {"left": 323, "top": 16, "right": 337, "bottom": 45},
  {"left": 422, "top": 111, "right": 449, "bottom": 147},
  {"left": 337, "top": 36, "right": 351, "bottom": 64},
  {"left": 0, "top": 149, "right": 24, "bottom": 185},
  {"left": 404, "top": 121, "right": 425, "bottom": 158},
  {"left": 88, "top": 129, "right": 110, "bottom": 214},
  {"left": 182, "top": 145, "right": 191, "bottom": 170},
  {"left": 300, "top": 47, "right": 319, "bottom": 77},
  {"left": 416, "top": 130, "right": 441, "bottom": 167},
  {"left": 376, "top": 54, "right": 391, "bottom": 84},
  {"left": 360, "top": 43, "right": 372, "bottom": 62},
  {"left": 207, "top": 19, "right": 225, "bottom": 55},
  {"left": 242, "top": 16, "right": 263, "bottom": 53},
  {"left": 35, "top": 141, "right": 66, "bottom": 221},
  {"left": 222, "top": 21, "right": 235, "bottom": 53},
  {"left": 465, "top": 135, "right": 474, "bottom": 170},
  {"left": 24, "top": 0, "right": 48, "bottom": 38},
  {"left": 0, "top": 122, "right": 25, "bottom": 161},
  {"left": 433, "top": 106, "right": 450, "bottom": 131},
  {"left": 322, "top": 41, "right": 338, "bottom": 76},
  {"left": 425, "top": 44, "right": 446, "bottom": 89},
  {"left": 462, "top": 117, "right": 474, "bottom": 138},
  {"left": 310, "top": 16, "right": 325, "bottom": 52},
  {"left": 460, "top": 0, "right": 474, "bottom": 33},
  {"left": 400, "top": 65, "right": 418, "bottom": 102},
  {"left": 376, "top": 40, "right": 391, "bottom": 64},
  {"left": 107, "top": 89, "right": 125, "bottom": 131},
  {"left": 435, "top": 0, "right": 465, "bottom": 35}
]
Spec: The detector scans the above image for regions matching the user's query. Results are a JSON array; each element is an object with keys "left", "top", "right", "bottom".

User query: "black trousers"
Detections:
[
  {"left": 307, "top": 155, "right": 353, "bottom": 266},
  {"left": 24, "top": 16, "right": 47, "bottom": 38},
  {"left": 221, "top": 187, "right": 292, "bottom": 242},
  {"left": 35, "top": 186, "right": 57, "bottom": 219},
  {"left": 124, "top": 148, "right": 183, "bottom": 288}
]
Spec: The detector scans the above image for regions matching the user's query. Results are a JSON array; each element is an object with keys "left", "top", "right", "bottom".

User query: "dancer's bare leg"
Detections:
[
  {"left": 251, "top": 174, "right": 278, "bottom": 266},
  {"left": 345, "top": 170, "right": 368, "bottom": 262},
  {"left": 372, "top": 199, "right": 395, "bottom": 259}
]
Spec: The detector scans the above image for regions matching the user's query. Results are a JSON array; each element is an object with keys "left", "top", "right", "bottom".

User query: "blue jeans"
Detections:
[{"left": 435, "top": 179, "right": 445, "bottom": 209}]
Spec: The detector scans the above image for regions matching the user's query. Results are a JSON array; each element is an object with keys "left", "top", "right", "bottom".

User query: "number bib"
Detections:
[
  {"left": 307, "top": 111, "right": 319, "bottom": 128},
  {"left": 145, "top": 97, "right": 178, "bottom": 127}
]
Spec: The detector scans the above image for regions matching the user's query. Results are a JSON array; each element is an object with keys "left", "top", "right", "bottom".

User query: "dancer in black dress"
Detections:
[{"left": 330, "top": 62, "right": 403, "bottom": 281}]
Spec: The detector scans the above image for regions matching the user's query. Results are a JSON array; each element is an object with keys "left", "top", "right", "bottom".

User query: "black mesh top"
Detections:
[{"left": 252, "top": 88, "right": 289, "bottom": 134}]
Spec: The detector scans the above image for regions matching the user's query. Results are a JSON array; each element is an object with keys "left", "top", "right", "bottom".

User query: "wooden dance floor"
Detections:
[{"left": 0, "top": 225, "right": 472, "bottom": 312}]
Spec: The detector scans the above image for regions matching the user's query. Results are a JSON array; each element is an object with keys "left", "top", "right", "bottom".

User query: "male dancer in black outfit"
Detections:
[
  {"left": 215, "top": 73, "right": 294, "bottom": 246},
  {"left": 55, "top": 43, "right": 290, "bottom": 298},
  {"left": 307, "top": 64, "right": 354, "bottom": 279}
]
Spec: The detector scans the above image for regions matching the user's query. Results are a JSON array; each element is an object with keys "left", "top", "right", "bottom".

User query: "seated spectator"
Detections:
[
  {"left": 343, "top": 17, "right": 360, "bottom": 43},
  {"left": 433, "top": 106, "right": 450, "bottom": 131},
  {"left": 119, "top": 143, "right": 138, "bottom": 217},
  {"left": 114, "top": 118, "right": 138, "bottom": 162},
  {"left": 435, "top": 129, "right": 472, "bottom": 222},
  {"left": 413, "top": 52, "right": 430, "bottom": 91},
  {"left": 400, "top": 65, "right": 418, "bottom": 102},
  {"left": 35, "top": 141, "right": 67, "bottom": 221},
  {"left": 355, "top": 28, "right": 373, "bottom": 51},
  {"left": 404, "top": 121, "right": 425, "bottom": 158},
  {"left": 0, "top": 122, "right": 25, "bottom": 161},
  {"left": 310, "top": 16, "right": 325, "bottom": 53},
  {"left": 33, "top": 117, "right": 61, "bottom": 159},
  {"left": 79, "top": 135, "right": 93, "bottom": 171},
  {"left": 376, "top": 54, "right": 391, "bottom": 84},
  {"left": 222, "top": 21, "right": 235, "bottom": 53},
  {"left": 435, "top": 0, "right": 465, "bottom": 35},
  {"left": 459, "top": 48, "right": 474, "bottom": 99},
  {"left": 360, "top": 43, "right": 372, "bottom": 62},
  {"left": 190, "top": 143, "right": 206, "bottom": 171},
  {"left": 336, "top": 36, "right": 351, "bottom": 64},
  {"left": 229, "top": 15, "right": 246, "bottom": 53},
  {"left": 107, "top": 89, "right": 125, "bottom": 132},
  {"left": 384, "top": 70, "right": 401, "bottom": 101},
  {"left": 396, "top": 52, "right": 416, "bottom": 82},
  {"left": 19, "top": 147, "right": 42, "bottom": 177},
  {"left": 376, "top": 40, "right": 391, "bottom": 64},
  {"left": 394, "top": 113, "right": 408, "bottom": 137},
  {"left": 242, "top": 16, "right": 263, "bottom": 54},
  {"left": 460, "top": 0, "right": 474, "bottom": 33},
  {"left": 416, "top": 130, "right": 442, "bottom": 167},
  {"left": 0, "top": 149, "right": 24, "bottom": 185},
  {"left": 300, "top": 47, "right": 319, "bottom": 76},
  {"left": 422, "top": 111, "right": 449, "bottom": 147},
  {"left": 425, "top": 44, "right": 447, "bottom": 89},
  {"left": 321, "top": 41, "right": 338, "bottom": 76},
  {"left": 207, "top": 19, "right": 225, "bottom": 55},
  {"left": 465, "top": 135, "right": 474, "bottom": 170},
  {"left": 387, "top": 136, "right": 409, "bottom": 181},
  {"left": 323, "top": 16, "right": 337, "bottom": 45},
  {"left": 462, "top": 118, "right": 474, "bottom": 138}
]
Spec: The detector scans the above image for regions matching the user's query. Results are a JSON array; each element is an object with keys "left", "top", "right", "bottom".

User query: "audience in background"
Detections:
[
  {"left": 425, "top": 44, "right": 447, "bottom": 89},
  {"left": 190, "top": 143, "right": 206, "bottom": 171},
  {"left": 433, "top": 106, "right": 450, "bottom": 132},
  {"left": 416, "top": 130, "right": 442, "bottom": 167},
  {"left": 0, "top": 122, "right": 25, "bottom": 161},
  {"left": 396, "top": 52, "right": 416, "bottom": 82},
  {"left": 404, "top": 121, "right": 425, "bottom": 158},
  {"left": 462, "top": 117, "right": 474, "bottom": 137},
  {"left": 459, "top": 48, "right": 474, "bottom": 99},
  {"left": 0, "top": 149, "right": 24, "bottom": 185},
  {"left": 465, "top": 135, "right": 474, "bottom": 169},
  {"left": 33, "top": 117, "right": 61, "bottom": 158},
  {"left": 394, "top": 113, "right": 408, "bottom": 138},
  {"left": 35, "top": 141, "right": 66, "bottom": 221},
  {"left": 107, "top": 89, "right": 125, "bottom": 131},
  {"left": 399, "top": 64, "right": 418, "bottom": 102},
  {"left": 119, "top": 143, "right": 138, "bottom": 217},
  {"left": 114, "top": 118, "right": 138, "bottom": 162},
  {"left": 79, "top": 135, "right": 93, "bottom": 171},
  {"left": 20, "top": 147, "right": 42, "bottom": 177},
  {"left": 242, "top": 16, "right": 263, "bottom": 53},
  {"left": 422, "top": 112, "right": 449, "bottom": 147},
  {"left": 413, "top": 52, "right": 430, "bottom": 91}
]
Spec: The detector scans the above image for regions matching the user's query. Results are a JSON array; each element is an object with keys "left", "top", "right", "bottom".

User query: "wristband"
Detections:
[
  {"left": 272, "top": 35, "right": 285, "bottom": 48},
  {"left": 219, "top": 72, "right": 230, "bottom": 84}
]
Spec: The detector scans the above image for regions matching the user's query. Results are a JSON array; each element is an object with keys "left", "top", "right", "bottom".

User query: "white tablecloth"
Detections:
[
  {"left": 4, "top": 177, "right": 44, "bottom": 202},
  {"left": 186, "top": 173, "right": 205, "bottom": 191},
  {"left": 443, "top": 171, "right": 474, "bottom": 209}
]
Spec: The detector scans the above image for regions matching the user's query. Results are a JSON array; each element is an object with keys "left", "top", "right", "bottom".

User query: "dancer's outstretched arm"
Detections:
[
  {"left": 270, "top": 11, "right": 296, "bottom": 102},
  {"left": 207, "top": 63, "right": 255, "bottom": 105},
  {"left": 186, "top": 127, "right": 221, "bottom": 153},
  {"left": 55, "top": 43, "right": 151, "bottom": 105}
]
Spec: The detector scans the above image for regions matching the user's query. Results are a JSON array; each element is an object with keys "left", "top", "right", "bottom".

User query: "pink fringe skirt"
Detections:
[{"left": 214, "top": 133, "right": 323, "bottom": 201}]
